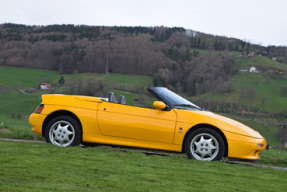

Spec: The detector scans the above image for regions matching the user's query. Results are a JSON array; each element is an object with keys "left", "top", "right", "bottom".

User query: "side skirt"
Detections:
[{"left": 82, "top": 133, "right": 182, "bottom": 152}]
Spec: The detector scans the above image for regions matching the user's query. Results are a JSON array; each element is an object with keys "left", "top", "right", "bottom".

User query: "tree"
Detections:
[{"left": 59, "top": 76, "right": 65, "bottom": 86}]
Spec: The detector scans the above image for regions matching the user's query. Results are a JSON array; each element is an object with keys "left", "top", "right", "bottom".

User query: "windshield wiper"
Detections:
[{"left": 173, "top": 104, "right": 202, "bottom": 110}]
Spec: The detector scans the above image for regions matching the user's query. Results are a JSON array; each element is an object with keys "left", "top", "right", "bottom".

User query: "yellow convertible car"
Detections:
[{"left": 29, "top": 87, "right": 268, "bottom": 161}]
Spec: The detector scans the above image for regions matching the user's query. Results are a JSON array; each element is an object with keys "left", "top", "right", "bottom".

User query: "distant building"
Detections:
[
  {"left": 40, "top": 83, "right": 53, "bottom": 90},
  {"left": 242, "top": 52, "right": 256, "bottom": 57},
  {"left": 240, "top": 66, "right": 259, "bottom": 73},
  {"left": 185, "top": 29, "right": 197, "bottom": 37},
  {"left": 249, "top": 66, "right": 258, "bottom": 73}
]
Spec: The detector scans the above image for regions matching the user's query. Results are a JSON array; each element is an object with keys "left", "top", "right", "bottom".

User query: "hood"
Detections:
[{"left": 175, "top": 109, "right": 263, "bottom": 139}]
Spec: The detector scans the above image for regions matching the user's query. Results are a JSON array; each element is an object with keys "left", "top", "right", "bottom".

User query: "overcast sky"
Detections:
[{"left": 1, "top": 0, "right": 286, "bottom": 46}]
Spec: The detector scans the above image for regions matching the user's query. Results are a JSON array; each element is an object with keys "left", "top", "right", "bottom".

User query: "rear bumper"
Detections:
[{"left": 29, "top": 113, "right": 47, "bottom": 136}]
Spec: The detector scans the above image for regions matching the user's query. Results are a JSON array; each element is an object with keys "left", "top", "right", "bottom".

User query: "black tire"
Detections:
[
  {"left": 185, "top": 128, "right": 225, "bottom": 161},
  {"left": 45, "top": 116, "right": 81, "bottom": 147}
]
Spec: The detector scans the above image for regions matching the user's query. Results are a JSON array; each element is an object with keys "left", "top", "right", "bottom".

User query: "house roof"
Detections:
[{"left": 40, "top": 83, "right": 52, "bottom": 88}]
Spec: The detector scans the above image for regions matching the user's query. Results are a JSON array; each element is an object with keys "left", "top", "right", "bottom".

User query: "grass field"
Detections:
[
  {"left": 205, "top": 69, "right": 287, "bottom": 112},
  {"left": 259, "top": 148, "right": 287, "bottom": 167},
  {"left": 0, "top": 140, "right": 286, "bottom": 192},
  {"left": 0, "top": 66, "right": 60, "bottom": 89},
  {"left": 0, "top": 65, "right": 152, "bottom": 128},
  {"left": 195, "top": 49, "right": 241, "bottom": 56},
  {"left": 238, "top": 56, "right": 287, "bottom": 71},
  {"left": 0, "top": 66, "right": 60, "bottom": 129},
  {"left": 229, "top": 73, "right": 287, "bottom": 112},
  {"left": 192, "top": 55, "right": 287, "bottom": 112}
]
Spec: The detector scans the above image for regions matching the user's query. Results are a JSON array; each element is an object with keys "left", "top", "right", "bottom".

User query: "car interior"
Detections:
[{"left": 106, "top": 92, "right": 126, "bottom": 105}]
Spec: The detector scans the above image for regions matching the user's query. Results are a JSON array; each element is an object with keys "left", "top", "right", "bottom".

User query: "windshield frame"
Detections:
[{"left": 148, "top": 87, "right": 202, "bottom": 111}]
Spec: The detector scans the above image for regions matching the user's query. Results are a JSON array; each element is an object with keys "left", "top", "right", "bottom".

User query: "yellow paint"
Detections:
[
  {"left": 98, "top": 102, "right": 176, "bottom": 143},
  {"left": 29, "top": 94, "right": 268, "bottom": 160},
  {"left": 153, "top": 101, "right": 166, "bottom": 110}
]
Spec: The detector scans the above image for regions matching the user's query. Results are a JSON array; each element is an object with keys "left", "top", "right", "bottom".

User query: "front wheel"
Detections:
[
  {"left": 185, "top": 128, "right": 225, "bottom": 161},
  {"left": 45, "top": 116, "right": 81, "bottom": 147}
]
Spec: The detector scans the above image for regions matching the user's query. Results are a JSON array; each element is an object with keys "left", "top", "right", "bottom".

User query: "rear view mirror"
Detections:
[{"left": 153, "top": 101, "right": 166, "bottom": 110}]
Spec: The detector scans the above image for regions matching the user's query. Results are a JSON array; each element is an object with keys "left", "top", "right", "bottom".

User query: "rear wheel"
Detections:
[
  {"left": 45, "top": 116, "right": 81, "bottom": 147},
  {"left": 185, "top": 128, "right": 225, "bottom": 161}
]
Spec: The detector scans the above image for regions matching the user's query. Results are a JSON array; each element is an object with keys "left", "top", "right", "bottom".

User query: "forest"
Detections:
[{"left": 0, "top": 23, "right": 287, "bottom": 96}]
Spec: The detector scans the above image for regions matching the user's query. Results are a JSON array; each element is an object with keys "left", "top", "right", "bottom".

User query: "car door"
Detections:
[{"left": 97, "top": 102, "right": 177, "bottom": 144}]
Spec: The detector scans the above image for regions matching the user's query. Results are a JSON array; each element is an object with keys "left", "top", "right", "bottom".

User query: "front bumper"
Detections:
[
  {"left": 224, "top": 131, "right": 267, "bottom": 160},
  {"left": 228, "top": 139, "right": 267, "bottom": 160}
]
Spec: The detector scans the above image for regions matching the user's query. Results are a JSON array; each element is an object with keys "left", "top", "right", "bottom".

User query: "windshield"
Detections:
[{"left": 150, "top": 87, "right": 202, "bottom": 110}]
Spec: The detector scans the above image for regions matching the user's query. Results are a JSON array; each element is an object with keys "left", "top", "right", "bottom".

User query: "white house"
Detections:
[
  {"left": 249, "top": 66, "right": 258, "bottom": 73},
  {"left": 40, "top": 83, "right": 53, "bottom": 90},
  {"left": 185, "top": 29, "right": 197, "bottom": 37}
]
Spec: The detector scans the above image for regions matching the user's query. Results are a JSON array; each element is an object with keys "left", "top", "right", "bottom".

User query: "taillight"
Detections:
[
  {"left": 257, "top": 144, "right": 264, "bottom": 148},
  {"left": 35, "top": 104, "right": 44, "bottom": 114}
]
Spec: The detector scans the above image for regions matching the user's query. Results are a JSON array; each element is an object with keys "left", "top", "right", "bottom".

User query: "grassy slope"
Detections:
[
  {"left": 213, "top": 72, "right": 287, "bottom": 112},
  {"left": 0, "top": 140, "right": 286, "bottom": 192},
  {"left": 98, "top": 73, "right": 151, "bottom": 87},
  {"left": 0, "top": 65, "right": 152, "bottom": 127},
  {"left": 196, "top": 49, "right": 240, "bottom": 56},
  {"left": 0, "top": 66, "right": 60, "bottom": 89},
  {"left": 239, "top": 56, "right": 287, "bottom": 71},
  {"left": 0, "top": 66, "right": 60, "bottom": 128},
  {"left": 204, "top": 56, "right": 287, "bottom": 112}
]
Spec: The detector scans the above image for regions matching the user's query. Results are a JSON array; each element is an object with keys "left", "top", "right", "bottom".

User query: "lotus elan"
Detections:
[{"left": 29, "top": 87, "right": 268, "bottom": 161}]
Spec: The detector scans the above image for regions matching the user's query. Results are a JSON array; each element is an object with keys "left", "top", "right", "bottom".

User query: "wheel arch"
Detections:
[
  {"left": 42, "top": 110, "right": 83, "bottom": 138},
  {"left": 182, "top": 124, "right": 228, "bottom": 157}
]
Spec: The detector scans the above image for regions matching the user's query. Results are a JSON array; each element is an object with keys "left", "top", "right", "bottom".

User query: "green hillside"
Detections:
[
  {"left": 209, "top": 73, "right": 287, "bottom": 112},
  {"left": 0, "top": 66, "right": 60, "bottom": 89},
  {"left": 0, "top": 66, "right": 153, "bottom": 129},
  {"left": 239, "top": 56, "right": 287, "bottom": 71},
  {"left": 200, "top": 55, "right": 287, "bottom": 112},
  {"left": 0, "top": 66, "right": 60, "bottom": 128},
  {"left": 0, "top": 65, "right": 151, "bottom": 90}
]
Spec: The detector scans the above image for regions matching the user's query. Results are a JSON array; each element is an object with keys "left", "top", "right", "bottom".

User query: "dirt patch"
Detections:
[{"left": 0, "top": 128, "right": 11, "bottom": 133}]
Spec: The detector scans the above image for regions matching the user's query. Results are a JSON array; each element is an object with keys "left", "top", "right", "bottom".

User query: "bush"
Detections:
[
  {"left": 70, "top": 76, "right": 105, "bottom": 97},
  {"left": 11, "top": 112, "right": 27, "bottom": 120}
]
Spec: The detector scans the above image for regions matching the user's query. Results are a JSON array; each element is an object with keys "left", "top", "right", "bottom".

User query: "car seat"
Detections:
[
  {"left": 118, "top": 95, "right": 126, "bottom": 105},
  {"left": 107, "top": 92, "right": 116, "bottom": 103}
]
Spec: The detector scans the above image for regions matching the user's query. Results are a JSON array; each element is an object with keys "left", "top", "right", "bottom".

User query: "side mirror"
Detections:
[{"left": 153, "top": 101, "right": 166, "bottom": 110}]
